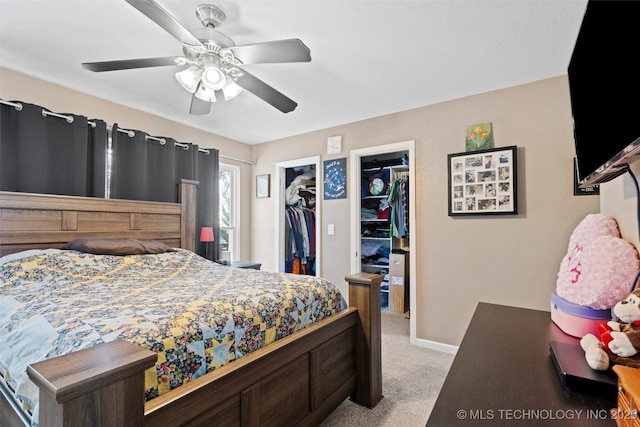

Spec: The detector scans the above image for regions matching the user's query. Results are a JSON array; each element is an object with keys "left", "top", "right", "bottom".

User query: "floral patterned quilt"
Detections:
[{"left": 0, "top": 248, "right": 346, "bottom": 425}]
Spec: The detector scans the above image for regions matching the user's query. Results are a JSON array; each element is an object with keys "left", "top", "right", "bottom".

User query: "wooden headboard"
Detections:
[{"left": 0, "top": 180, "right": 198, "bottom": 257}]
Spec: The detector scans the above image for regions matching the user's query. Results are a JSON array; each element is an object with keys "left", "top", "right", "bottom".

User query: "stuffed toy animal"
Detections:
[{"left": 581, "top": 288, "right": 640, "bottom": 370}]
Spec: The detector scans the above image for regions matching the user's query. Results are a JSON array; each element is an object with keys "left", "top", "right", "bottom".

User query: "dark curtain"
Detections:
[
  {"left": 196, "top": 148, "right": 219, "bottom": 260},
  {"left": 87, "top": 119, "right": 108, "bottom": 197},
  {"left": 1, "top": 101, "right": 219, "bottom": 258},
  {"left": 0, "top": 101, "right": 107, "bottom": 196},
  {"left": 110, "top": 124, "right": 198, "bottom": 202},
  {"left": 110, "top": 123, "right": 219, "bottom": 258}
]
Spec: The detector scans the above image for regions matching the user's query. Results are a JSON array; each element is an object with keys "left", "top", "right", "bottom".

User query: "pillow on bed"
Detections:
[{"left": 62, "top": 238, "right": 175, "bottom": 255}]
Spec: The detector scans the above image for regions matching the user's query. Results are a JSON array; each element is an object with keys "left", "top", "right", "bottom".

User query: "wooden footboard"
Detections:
[
  {"left": 13, "top": 275, "right": 382, "bottom": 427},
  {"left": 0, "top": 189, "right": 383, "bottom": 426}
]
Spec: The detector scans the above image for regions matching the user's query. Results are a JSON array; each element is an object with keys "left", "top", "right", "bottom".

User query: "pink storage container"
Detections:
[{"left": 550, "top": 292, "right": 611, "bottom": 338}]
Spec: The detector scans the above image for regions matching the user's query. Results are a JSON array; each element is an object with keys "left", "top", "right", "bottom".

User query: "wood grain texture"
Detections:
[
  {"left": 346, "top": 273, "right": 383, "bottom": 408},
  {"left": 61, "top": 211, "right": 77, "bottom": 231},
  {"left": 612, "top": 366, "right": 640, "bottom": 427},
  {"left": 0, "top": 189, "right": 382, "bottom": 426},
  {"left": 27, "top": 340, "right": 156, "bottom": 403},
  {"left": 2, "top": 278, "right": 379, "bottom": 427},
  {"left": 143, "top": 308, "right": 361, "bottom": 427},
  {"left": 427, "top": 303, "right": 616, "bottom": 427},
  {"left": 0, "top": 180, "right": 197, "bottom": 256},
  {"left": 179, "top": 180, "right": 197, "bottom": 252},
  {"left": 28, "top": 341, "right": 156, "bottom": 427}
]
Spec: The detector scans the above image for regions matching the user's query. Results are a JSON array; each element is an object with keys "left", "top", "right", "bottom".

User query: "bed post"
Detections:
[
  {"left": 179, "top": 179, "right": 198, "bottom": 251},
  {"left": 26, "top": 340, "right": 156, "bottom": 427},
  {"left": 345, "top": 272, "right": 383, "bottom": 408}
]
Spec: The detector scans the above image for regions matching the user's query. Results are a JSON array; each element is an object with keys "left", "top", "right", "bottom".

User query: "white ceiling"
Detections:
[{"left": 0, "top": 0, "right": 588, "bottom": 145}]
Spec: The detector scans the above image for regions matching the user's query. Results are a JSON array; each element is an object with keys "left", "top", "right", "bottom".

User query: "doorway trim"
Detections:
[
  {"left": 275, "top": 156, "right": 321, "bottom": 276},
  {"left": 349, "top": 141, "right": 416, "bottom": 344}
]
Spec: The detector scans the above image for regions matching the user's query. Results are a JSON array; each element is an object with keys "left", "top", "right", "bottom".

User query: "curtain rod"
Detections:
[
  {"left": 220, "top": 155, "right": 256, "bottom": 165},
  {"left": 0, "top": 99, "right": 22, "bottom": 110},
  {"left": 1, "top": 99, "right": 255, "bottom": 164},
  {"left": 43, "top": 110, "right": 74, "bottom": 123},
  {"left": 109, "top": 126, "right": 202, "bottom": 152},
  {"left": 111, "top": 126, "right": 254, "bottom": 162},
  {"left": 0, "top": 99, "right": 92, "bottom": 126}
]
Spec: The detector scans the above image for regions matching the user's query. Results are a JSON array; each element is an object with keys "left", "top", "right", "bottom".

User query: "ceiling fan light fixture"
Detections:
[
  {"left": 195, "top": 84, "right": 216, "bottom": 102},
  {"left": 175, "top": 66, "right": 202, "bottom": 93},
  {"left": 201, "top": 66, "right": 226, "bottom": 91},
  {"left": 222, "top": 79, "right": 243, "bottom": 101}
]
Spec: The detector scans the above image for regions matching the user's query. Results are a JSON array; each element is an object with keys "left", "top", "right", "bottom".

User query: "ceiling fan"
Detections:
[{"left": 81, "top": 0, "right": 311, "bottom": 115}]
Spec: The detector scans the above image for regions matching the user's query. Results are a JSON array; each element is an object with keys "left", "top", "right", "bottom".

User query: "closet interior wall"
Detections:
[
  {"left": 283, "top": 164, "right": 317, "bottom": 275},
  {"left": 360, "top": 151, "right": 410, "bottom": 312}
]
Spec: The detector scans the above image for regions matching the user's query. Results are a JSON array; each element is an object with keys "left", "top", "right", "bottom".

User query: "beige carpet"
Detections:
[{"left": 320, "top": 311, "right": 455, "bottom": 426}]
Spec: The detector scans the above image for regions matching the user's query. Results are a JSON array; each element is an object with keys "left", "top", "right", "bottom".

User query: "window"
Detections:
[{"left": 219, "top": 163, "right": 239, "bottom": 262}]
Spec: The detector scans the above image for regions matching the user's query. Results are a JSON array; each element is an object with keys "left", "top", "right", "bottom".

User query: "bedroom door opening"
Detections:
[
  {"left": 350, "top": 141, "right": 416, "bottom": 343},
  {"left": 275, "top": 156, "right": 321, "bottom": 277}
]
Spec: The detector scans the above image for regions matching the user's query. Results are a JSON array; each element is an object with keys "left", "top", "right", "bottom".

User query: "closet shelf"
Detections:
[
  {"left": 360, "top": 153, "right": 410, "bottom": 313},
  {"left": 362, "top": 263, "right": 389, "bottom": 268}
]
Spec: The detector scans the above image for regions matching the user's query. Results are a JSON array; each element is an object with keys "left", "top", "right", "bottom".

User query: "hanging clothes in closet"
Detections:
[
  {"left": 388, "top": 175, "right": 409, "bottom": 238},
  {"left": 284, "top": 166, "right": 316, "bottom": 275}
]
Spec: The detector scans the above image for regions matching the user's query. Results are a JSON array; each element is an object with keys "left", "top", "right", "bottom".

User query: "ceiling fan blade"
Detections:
[
  {"left": 227, "top": 39, "right": 311, "bottom": 64},
  {"left": 190, "top": 86, "right": 212, "bottom": 116},
  {"left": 231, "top": 67, "right": 298, "bottom": 113},
  {"left": 82, "top": 56, "right": 185, "bottom": 72},
  {"left": 125, "top": 0, "right": 203, "bottom": 47}
]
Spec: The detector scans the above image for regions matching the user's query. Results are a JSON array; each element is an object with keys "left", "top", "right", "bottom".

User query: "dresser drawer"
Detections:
[{"left": 613, "top": 365, "right": 640, "bottom": 427}]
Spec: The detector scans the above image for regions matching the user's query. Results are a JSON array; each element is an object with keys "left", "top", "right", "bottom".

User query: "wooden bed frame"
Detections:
[{"left": 0, "top": 182, "right": 383, "bottom": 427}]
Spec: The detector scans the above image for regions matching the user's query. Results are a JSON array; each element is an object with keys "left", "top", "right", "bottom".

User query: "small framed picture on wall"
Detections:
[
  {"left": 256, "top": 174, "right": 270, "bottom": 198},
  {"left": 323, "top": 157, "right": 347, "bottom": 200}
]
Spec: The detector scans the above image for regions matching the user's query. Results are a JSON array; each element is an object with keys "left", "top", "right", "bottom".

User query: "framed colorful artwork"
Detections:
[
  {"left": 465, "top": 122, "right": 493, "bottom": 151},
  {"left": 323, "top": 157, "right": 347, "bottom": 200}
]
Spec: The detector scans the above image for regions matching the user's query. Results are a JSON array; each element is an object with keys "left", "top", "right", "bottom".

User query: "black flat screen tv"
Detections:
[{"left": 569, "top": 0, "right": 640, "bottom": 187}]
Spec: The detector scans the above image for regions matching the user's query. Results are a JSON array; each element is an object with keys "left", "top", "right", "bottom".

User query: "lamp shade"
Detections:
[
  {"left": 175, "top": 66, "right": 202, "bottom": 93},
  {"left": 222, "top": 78, "right": 243, "bottom": 100},
  {"left": 201, "top": 66, "right": 226, "bottom": 91},
  {"left": 195, "top": 84, "right": 216, "bottom": 102},
  {"left": 200, "top": 226, "right": 214, "bottom": 242}
]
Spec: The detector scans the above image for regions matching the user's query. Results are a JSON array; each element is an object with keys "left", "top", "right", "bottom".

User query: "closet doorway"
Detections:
[
  {"left": 275, "top": 156, "right": 321, "bottom": 277},
  {"left": 349, "top": 141, "right": 416, "bottom": 344}
]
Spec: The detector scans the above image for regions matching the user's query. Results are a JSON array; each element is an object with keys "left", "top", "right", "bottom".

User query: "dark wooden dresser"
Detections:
[{"left": 427, "top": 302, "right": 617, "bottom": 426}]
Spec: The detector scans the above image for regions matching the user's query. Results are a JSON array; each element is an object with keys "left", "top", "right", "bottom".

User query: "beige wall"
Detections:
[
  {"left": 0, "top": 67, "right": 254, "bottom": 262},
  {"left": 600, "top": 162, "right": 640, "bottom": 251},
  {"left": 2, "top": 67, "right": 607, "bottom": 347},
  {"left": 250, "top": 76, "right": 601, "bottom": 346}
]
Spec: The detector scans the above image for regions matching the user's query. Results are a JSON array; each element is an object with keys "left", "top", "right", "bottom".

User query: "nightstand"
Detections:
[{"left": 230, "top": 261, "right": 261, "bottom": 270}]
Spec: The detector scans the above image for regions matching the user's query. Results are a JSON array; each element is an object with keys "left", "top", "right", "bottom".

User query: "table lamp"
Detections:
[{"left": 200, "top": 226, "right": 214, "bottom": 260}]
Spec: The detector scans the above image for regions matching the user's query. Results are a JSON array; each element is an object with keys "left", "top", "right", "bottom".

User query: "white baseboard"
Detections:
[{"left": 415, "top": 337, "right": 459, "bottom": 355}]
